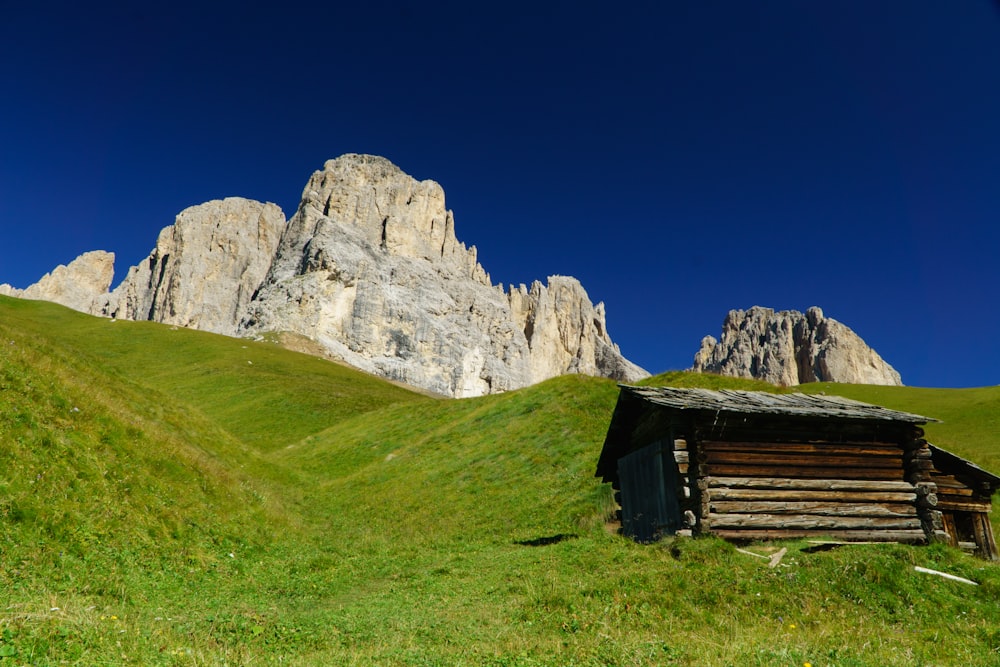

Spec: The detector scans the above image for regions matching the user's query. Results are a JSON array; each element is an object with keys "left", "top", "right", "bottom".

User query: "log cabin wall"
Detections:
[
  {"left": 695, "top": 438, "right": 927, "bottom": 543},
  {"left": 682, "top": 408, "right": 938, "bottom": 543}
]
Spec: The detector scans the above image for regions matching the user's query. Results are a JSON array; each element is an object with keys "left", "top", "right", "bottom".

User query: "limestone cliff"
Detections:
[
  {"left": 0, "top": 250, "right": 115, "bottom": 314},
  {"left": 242, "top": 154, "right": 646, "bottom": 396},
  {"left": 692, "top": 306, "right": 902, "bottom": 386},
  {"left": 5, "top": 154, "right": 646, "bottom": 396},
  {"left": 508, "top": 276, "right": 645, "bottom": 386},
  {"left": 101, "top": 198, "right": 286, "bottom": 335}
]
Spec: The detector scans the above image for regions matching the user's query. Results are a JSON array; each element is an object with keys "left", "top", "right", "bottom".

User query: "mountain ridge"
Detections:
[{"left": 2, "top": 154, "right": 647, "bottom": 397}]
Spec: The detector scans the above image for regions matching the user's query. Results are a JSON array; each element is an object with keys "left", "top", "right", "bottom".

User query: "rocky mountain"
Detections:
[
  {"left": 692, "top": 306, "right": 902, "bottom": 386},
  {"left": 1, "top": 250, "right": 116, "bottom": 313},
  {"left": 102, "top": 198, "right": 286, "bottom": 336},
  {"left": 5, "top": 154, "right": 647, "bottom": 397}
]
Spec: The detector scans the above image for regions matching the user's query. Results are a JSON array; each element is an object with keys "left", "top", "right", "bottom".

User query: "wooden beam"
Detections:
[
  {"left": 709, "top": 528, "right": 927, "bottom": 543},
  {"left": 935, "top": 487, "right": 975, "bottom": 497},
  {"left": 708, "top": 513, "right": 922, "bottom": 530},
  {"left": 709, "top": 488, "right": 917, "bottom": 503},
  {"left": 708, "top": 476, "right": 916, "bottom": 492},
  {"left": 935, "top": 499, "right": 992, "bottom": 513},
  {"left": 704, "top": 451, "right": 903, "bottom": 469},
  {"left": 702, "top": 440, "right": 904, "bottom": 456},
  {"left": 709, "top": 501, "right": 918, "bottom": 518},
  {"left": 706, "top": 464, "right": 904, "bottom": 480}
]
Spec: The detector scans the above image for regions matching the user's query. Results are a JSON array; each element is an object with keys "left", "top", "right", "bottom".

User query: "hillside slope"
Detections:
[{"left": 2, "top": 296, "right": 1000, "bottom": 665}]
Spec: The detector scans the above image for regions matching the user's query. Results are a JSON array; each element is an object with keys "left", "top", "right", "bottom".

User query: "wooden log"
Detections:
[
  {"left": 704, "top": 451, "right": 902, "bottom": 468},
  {"left": 937, "top": 499, "right": 990, "bottom": 513},
  {"left": 913, "top": 483, "right": 939, "bottom": 508},
  {"left": 935, "top": 487, "right": 975, "bottom": 498},
  {"left": 932, "top": 477, "right": 971, "bottom": 488},
  {"left": 706, "top": 464, "right": 904, "bottom": 480},
  {"left": 673, "top": 451, "right": 689, "bottom": 464},
  {"left": 708, "top": 501, "right": 918, "bottom": 518},
  {"left": 709, "top": 488, "right": 917, "bottom": 503},
  {"left": 708, "top": 513, "right": 923, "bottom": 530},
  {"left": 709, "top": 528, "right": 927, "bottom": 543},
  {"left": 707, "top": 476, "right": 916, "bottom": 492},
  {"left": 702, "top": 441, "right": 904, "bottom": 456}
]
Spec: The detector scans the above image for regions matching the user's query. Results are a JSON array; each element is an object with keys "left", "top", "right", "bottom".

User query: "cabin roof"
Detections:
[
  {"left": 619, "top": 386, "right": 936, "bottom": 424},
  {"left": 597, "top": 386, "right": 937, "bottom": 483},
  {"left": 929, "top": 443, "right": 1000, "bottom": 490}
]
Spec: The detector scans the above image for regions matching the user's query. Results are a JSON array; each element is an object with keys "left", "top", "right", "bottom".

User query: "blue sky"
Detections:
[{"left": 2, "top": 2, "right": 999, "bottom": 387}]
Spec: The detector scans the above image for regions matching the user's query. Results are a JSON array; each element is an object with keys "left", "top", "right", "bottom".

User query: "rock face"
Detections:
[
  {"left": 101, "top": 198, "right": 286, "bottom": 335},
  {"left": 692, "top": 306, "right": 902, "bottom": 386},
  {"left": 508, "top": 276, "right": 644, "bottom": 386},
  {"left": 242, "top": 154, "right": 646, "bottom": 396},
  {"left": 0, "top": 250, "right": 116, "bottom": 313},
  {"left": 6, "top": 154, "right": 646, "bottom": 397}
]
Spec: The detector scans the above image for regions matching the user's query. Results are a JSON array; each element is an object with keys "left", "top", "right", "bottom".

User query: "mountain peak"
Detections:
[{"left": 692, "top": 306, "right": 902, "bottom": 386}]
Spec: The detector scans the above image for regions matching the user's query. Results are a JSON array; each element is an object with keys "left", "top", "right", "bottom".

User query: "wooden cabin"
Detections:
[{"left": 596, "top": 386, "right": 1000, "bottom": 559}]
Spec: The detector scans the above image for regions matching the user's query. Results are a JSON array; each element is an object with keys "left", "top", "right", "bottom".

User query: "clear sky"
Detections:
[{"left": 2, "top": 2, "right": 998, "bottom": 387}]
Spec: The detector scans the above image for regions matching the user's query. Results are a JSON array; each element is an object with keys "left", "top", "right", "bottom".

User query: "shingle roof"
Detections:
[{"left": 620, "top": 385, "right": 936, "bottom": 424}]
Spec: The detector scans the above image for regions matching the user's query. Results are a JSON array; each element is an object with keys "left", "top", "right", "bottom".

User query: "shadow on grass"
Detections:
[{"left": 514, "top": 533, "right": 577, "bottom": 547}]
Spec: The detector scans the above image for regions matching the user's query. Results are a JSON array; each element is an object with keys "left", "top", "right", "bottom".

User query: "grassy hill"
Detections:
[{"left": 2, "top": 296, "right": 999, "bottom": 665}]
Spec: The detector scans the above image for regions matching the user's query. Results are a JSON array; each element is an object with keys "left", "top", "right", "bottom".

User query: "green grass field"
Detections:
[{"left": 2, "top": 295, "right": 999, "bottom": 665}]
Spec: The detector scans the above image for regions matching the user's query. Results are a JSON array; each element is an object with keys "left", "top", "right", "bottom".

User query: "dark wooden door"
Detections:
[{"left": 618, "top": 441, "right": 682, "bottom": 542}]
